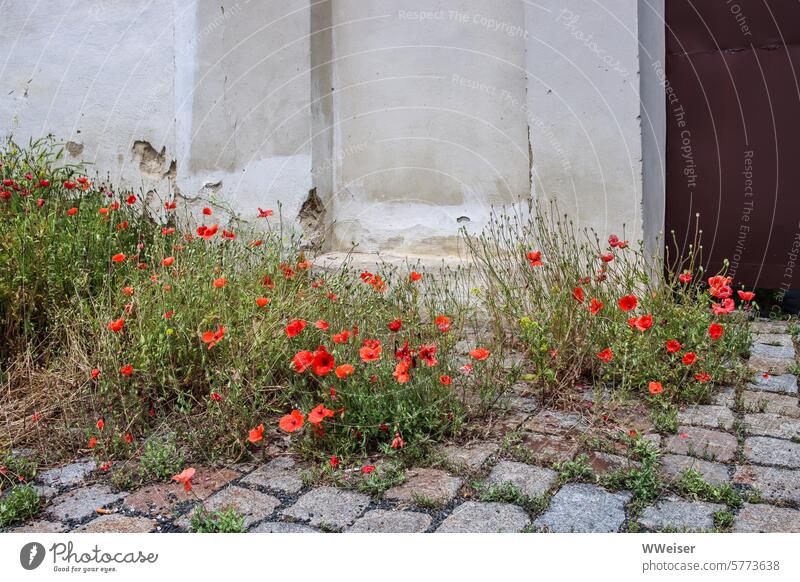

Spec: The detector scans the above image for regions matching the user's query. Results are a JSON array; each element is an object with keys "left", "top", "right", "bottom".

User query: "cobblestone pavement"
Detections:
[{"left": 6, "top": 320, "right": 800, "bottom": 533}]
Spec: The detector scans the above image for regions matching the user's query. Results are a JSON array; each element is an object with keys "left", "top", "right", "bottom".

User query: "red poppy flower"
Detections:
[
  {"left": 99, "top": 207, "right": 109, "bottom": 216},
  {"left": 120, "top": 364, "right": 133, "bottom": 376},
  {"left": 619, "top": 295, "right": 638, "bottom": 311},
  {"left": 572, "top": 287, "right": 585, "bottom": 303},
  {"left": 91, "top": 368, "right": 101, "bottom": 379},
  {"left": 201, "top": 326, "right": 227, "bottom": 349},
  {"left": 469, "top": 347, "right": 490, "bottom": 361},
  {"left": 666, "top": 340, "right": 682, "bottom": 353},
  {"left": 202, "top": 207, "right": 212, "bottom": 215},
  {"left": 409, "top": 271, "right": 422, "bottom": 282},
  {"left": 213, "top": 277, "right": 227, "bottom": 288},
  {"left": 39, "top": 179, "right": 50, "bottom": 187},
  {"left": 679, "top": 271, "right": 693, "bottom": 283},
  {"left": 330, "top": 455, "right": 339, "bottom": 468},
  {"left": 96, "top": 418, "right": 105, "bottom": 430},
  {"left": 737, "top": 290, "right": 755, "bottom": 301},
  {"left": 359, "top": 340, "right": 382, "bottom": 362},
  {"left": 682, "top": 352, "right": 697, "bottom": 365},
  {"left": 315, "top": 320, "right": 330, "bottom": 331},
  {"left": 262, "top": 275, "right": 275, "bottom": 289},
  {"left": 419, "top": 344, "right": 438, "bottom": 366},
  {"left": 435, "top": 315, "right": 451, "bottom": 333},
  {"left": 333, "top": 330, "right": 350, "bottom": 344},
  {"left": 122, "top": 286, "right": 134, "bottom": 296},
  {"left": 165, "top": 201, "right": 176, "bottom": 210},
  {"left": 648, "top": 381, "right": 664, "bottom": 395},
  {"left": 106, "top": 318, "right": 124, "bottom": 333},
  {"left": 112, "top": 253, "right": 126, "bottom": 263},
  {"left": 258, "top": 208, "right": 273, "bottom": 218},
  {"left": 36, "top": 198, "right": 44, "bottom": 207},
  {"left": 210, "top": 392, "right": 223, "bottom": 401},
  {"left": 391, "top": 433, "right": 405, "bottom": 449},
  {"left": 596, "top": 348, "right": 613, "bottom": 363},
  {"left": 600, "top": 252, "right": 614, "bottom": 263},
  {"left": 88, "top": 436, "right": 97, "bottom": 449},
  {"left": 126, "top": 195, "right": 137, "bottom": 205},
  {"left": 361, "top": 465, "right": 376, "bottom": 474},
  {"left": 336, "top": 364, "right": 354, "bottom": 378},
  {"left": 311, "top": 348, "right": 335, "bottom": 376},
  {"left": 117, "top": 221, "right": 129, "bottom": 231},
  {"left": 708, "top": 323, "right": 724, "bottom": 340},
  {"left": 124, "top": 433, "right": 134, "bottom": 443},
  {"left": 387, "top": 319, "right": 403, "bottom": 332},
  {"left": 628, "top": 315, "right": 653, "bottom": 331},
  {"left": 589, "top": 298, "right": 603, "bottom": 314},
  {"left": 279, "top": 410, "right": 304, "bottom": 432},
  {"left": 255, "top": 297, "right": 270, "bottom": 308},
  {"left": 292, "top": 350, "right": 314, "bottom": 372},
  {"left": 64, "top": 181, "right": 76, "bottom": 190},
  {"left": 308, "top": 404, "right": 334, "bottom": 425},
  {"left": 286, "top": 319, "right": 307, "bottom": 338},
  {"left": 172, "top": 467, "right": 196, "bottom": 492},
  {"left": 164, "top": 310, "right": 175, "bottom": 319},
  {"left": 527, "top": 251, "right": 543, "bottom": 267},
  {"left": 251, "top": 239, "right": 263, "bottom": 247},
  {"left": 162, "top": 256, "right": 175, "bottom": 267},
  {"left": 248, "top": 424, "right": 264, "bottom": 443},
  {"left": 694, "top": 372, "right": 711, "bottom": 383},
  {"left": 712, "top": 298, "right": 735, "bottom": 315}
]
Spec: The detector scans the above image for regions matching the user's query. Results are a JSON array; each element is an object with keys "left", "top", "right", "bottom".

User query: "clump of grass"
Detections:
[
  {"left": 554, "top": 454, "right": 594, "bottom": 484},
  {"left": 189, "top": 507, "right": 245, "bottom": 533},
  {"left": 464, "top": 205, "right": 752, "bottom": 405},
  {"left": 0, "top": 485, "right": 40, "bottom": 527},
  {"left": 599, "top": 437, "right": 663, "bottom": 512},
  {"left": 713, "top": 508, "right": 735, "bottom": 531},
  {"left": 0, "top": 450, "right": 37, "bottom": 492},
  {"left": 138, "top": 435, "right": 184, "bottom": 482},
  {"left": 476, "top": 481, "right": 550, "bottom": 515},
  {"left": 674, "top": 469, "right": 742, "bottom": 508}
]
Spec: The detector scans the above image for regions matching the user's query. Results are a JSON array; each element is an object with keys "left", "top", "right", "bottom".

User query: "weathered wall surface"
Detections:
[
  {"left": 525, "top": 0, "right": 645, "bottom": 244},
  {"left": 0, "top": 0, "right": 664, "bottom": 256}
]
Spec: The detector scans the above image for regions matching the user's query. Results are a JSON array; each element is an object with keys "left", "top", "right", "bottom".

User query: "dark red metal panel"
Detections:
[{"left": 665, "top": 0, "right": 800, "bottom": 289}]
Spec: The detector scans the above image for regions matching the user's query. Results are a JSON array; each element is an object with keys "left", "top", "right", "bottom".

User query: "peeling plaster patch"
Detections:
[
  {"left": 198, "top": 180, "right": 222, "bottom": 198},
  {"left": 65, "top": 141, "right": 84, "bottom": 157},
  {"left": 131, "top": 140, "right": 167, "bottom": 180},
  {"left": 298, "top": 187, "right": 325, "bottom": 251}
]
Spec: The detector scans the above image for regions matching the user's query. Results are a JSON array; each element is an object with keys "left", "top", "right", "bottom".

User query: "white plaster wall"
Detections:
[
  {"left": 525, "top": 0, "right": 645, "bottom": 243},
  {"left": 0, "top": 1, "right": 176, "bottom": 194},
  {"left": 328, "top": 0, "right": 531, "bottom": 255}
]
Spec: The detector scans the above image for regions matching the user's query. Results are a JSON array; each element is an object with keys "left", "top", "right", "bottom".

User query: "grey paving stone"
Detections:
[
  {"left": 741, "top": 390, "right": 800, "bottom": 418},
  {"left": 282, "top": 487, "right": 369, "bottom": 530},
  {"left": 520, "top": 433, "right": 580, "bottom": 464},
  {"left": 522, "top": 409, "right": 589, "bottom": 436},
  {"left": 47, "top": 485, "right": 126, "bottom": 522},
  {"left": 732, "top": 465, "right": 800, "bottom": 504},
  {"left": 75, "top": 514, "right": 156, "bottom": 533},
  {"left": 749, "top": 356, "right": 792, "bottom": 375},
  {"left": 347, "top": 509, "right": 432, "bottom": 533},
  {"left": 436, "top": 501, "right": 530, "bottom": 533},
  {"left": 677, "top": 405, "right": 735, "bottom": 430},
  {"left": 743, "top": 413, "right": 800, "bottom": 440},
  {"left": 659, "top": 454, "right": 731, "bottom": 487},
  {"left": 750, "top": 320, "right": 789, "bottom": 334},
  {"left": 383, "top": 468, "right": 462, "bottom": 506},
  {"left": 734, "top": 503, "right": 800, "bottom": 533},
  {"left": 753, "top": 333, "right": 794, "bottom": 347},
  {"left": 198, "top": 486, "right": 280, "bottom": 528},
  {"left": 240, "top": 457, "right": 303, "bottom": 494},
  {"left": 746, "top": 373, "right": 798, "bottom": 395},
  {"left": 744, "top": 436, "right": 800, "bottom": 469},
  {"left": 713, "top": 386, "right": 736, "bottom": 407},
  {"left": 663, "top": 427, "right": 738, "bottom": 462},
  {"left": 249, "top": 521, "right": 319, "bottom": 533},
  {"left": 439, "top": 441, "right": 499, "bottom": 471},
  {"left": 37, "top": 458, "right": 96, "bottom": 488},
  {"left": 638, "top": 496, "right": 724, "bottom": 531},
  {"left": 533, "top": 484, "right": 631, "bottom": 533},
  {"left": 11, "top": 520, "right": 68, "bottom": 533},
  {"left": 751, "top": 342, "right": 795, "bottom": 361},
  {"left": 585, "top": 452, "right": 640, "bottom": 476},
  {"left": 484, "top": 461, "right": 558, "bottom": 498}
]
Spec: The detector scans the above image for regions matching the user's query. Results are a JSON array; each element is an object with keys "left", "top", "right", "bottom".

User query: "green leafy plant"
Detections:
[
  {"left": 189, "top": 507, "right": 245, "bottom": 533},
  {"left": 139, "top": 435, "right": 184, "bottom": 482},
  {"left": 0, "top": 485, "right": 40, "bottom": 527},
  {"left": 476, "top": 481, "right": 549, "bottom": 515},
  {"left": 675, "top": 469, "right": 742, "bottom": 508}
]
